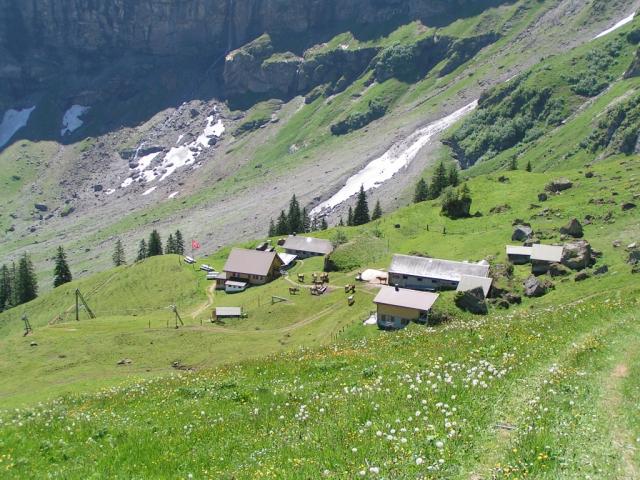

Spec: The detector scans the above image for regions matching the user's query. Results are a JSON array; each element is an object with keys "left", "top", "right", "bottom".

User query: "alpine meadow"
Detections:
[{"left": 1, "top": 1, "right": 640, "bottom": 478}]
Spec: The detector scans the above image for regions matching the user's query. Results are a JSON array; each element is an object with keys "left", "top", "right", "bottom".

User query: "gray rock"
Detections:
[
  {"left": 545, "top": 178, "right": 573, "bottom": 193},
  {"left": 574, "top": 271, "right": 590, "bottom": 282},
  {"left": 117, "top": 358, "right": 132, "bottom": 365},
  {"left": 559, "top": 218, "right": 583, "bottom": 238},
  {"left": 454, "top": 287, "right": 488, "bottom": 315},
  {"left": 629, "top": 250, "right": 640, "bottom": 265},
  {"left": 562, "top": 240, "right": 592, "bottom": 271},
  {"left": 594, "top": 265, "right": 609, "bottom": 275},
  {"left": 512, "top": 224, "right": 533, "bottom": 242},
  {"left": 537, "top": 192, "right": 548, "bottom": 202},
  {"left": 523, "top": 275, "right": 554, "bottom": 297},
  {"left": 34, "top": 203, "right": 48, "bottom": 212},
  {"left": 621, "top": 202, "right": 636, "bottom": 211},
  {"left": 549, "top": 262, "right": 570, "bottom": 277}
]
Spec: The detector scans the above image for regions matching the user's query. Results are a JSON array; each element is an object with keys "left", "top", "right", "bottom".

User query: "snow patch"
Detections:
[
  {"left": 594, "top": 13, "right": 635, "bottom": 40},
  {"left": 196, "top": 116, "right": 225, "bottom": 148},
  {"left": 142, "top": 186, "right": 157, "bottom": 196},
  {"left": 311, "top": 100, "right": 478, "bottom": 215},
  {"left": 160, "top": 146, "right": 196, "bottom": 181},
  {"left": 105, "top": 188, "right": 116, "bottom": 195},
  {"left": 120, "top": 177, "right": 133, "bottom": 188},
  {"left": 61, "top": 105, "right": 90, "bottom": 136},
  {"left": 168, "top": 191, "right": 179, "bottom": 199},
  {"left": 0, "top": 106, "right": 35, "bottom": 149}
]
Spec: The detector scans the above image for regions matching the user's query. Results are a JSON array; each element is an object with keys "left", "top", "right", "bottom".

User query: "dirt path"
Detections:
[
  {"left": 190, "top": 282, "right": 216, "bottom": 319},
  {"left": 602, "top": 347, "right": 640, "bottom": 479}
]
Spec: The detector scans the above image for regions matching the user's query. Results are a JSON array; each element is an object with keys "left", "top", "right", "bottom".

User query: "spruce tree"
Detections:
[
  {"left": 53, "top": 246, "right": 72, "bottom": 288},
  {"left": 320, "top": 217, "right": 328, "bottom": 230},
  {"left": 338, "top": 217, "right": 344, "bottom": 227},
  {"left": 372, "top": 200, "right": 382, "bottom": 220},
  {"left": 347, "top": 206, "right": 354, "bottom": 226},
  {"left": 268, "top": 218, "right": 276, "bottom": 237},
  {"left": 166, "top": 234, "right": 176, "bottom": 254},
  {"left": 352, "top": 185, "right": 370, "bottom": 226},
  {"left": 147, "top": 230, "right": 163, "bottom": 257},
  {"left": 0, "top": 264, "right": 12, "bottom": 311},
  {"left": 16, "top": 254, "right": 37, "bottom": 304},
  {"left": 526, "top": 160, "right": 532, "bottom": 172},
  {"left": 174, "top": 230, "right": 185, "bottom": 255},
  {"left": 112, "top": 239, "right": 126, "bottom": 267},
  {"left": 9, "top": 262, "right": 18, "bottom": 307},
  {"left": 448, "top": 165, "right": 460, "bottom": 187},
  {"left": 276, "top": 210, "right": 289, "bottom": 235},
  {"left": 302, "top": 208, "right": 311, "bottom": 233},
  {"left": 430, "top": 161, "right": 449, "bottom": 199},
  {"left": 414, "top": 178, "right": 429, "bottom": 203},
  {"left": 136, "top": 239, "right": 148, "bottom": 261},
  {"left": 287, "top": 194, "right": 302, "bottom": 234},
  {"left": 508, "top": 157, "right": 518, "bottom": 171}
]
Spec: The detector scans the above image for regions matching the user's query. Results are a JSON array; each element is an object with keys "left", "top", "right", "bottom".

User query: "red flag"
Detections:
[{"left": 191, "top": 240, "right": 201, "bottom": 250}]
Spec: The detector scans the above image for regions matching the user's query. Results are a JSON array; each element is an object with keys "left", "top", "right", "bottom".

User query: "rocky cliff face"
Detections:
[{"left": 0, "top": 0, "right": 507, "bottom": 103}]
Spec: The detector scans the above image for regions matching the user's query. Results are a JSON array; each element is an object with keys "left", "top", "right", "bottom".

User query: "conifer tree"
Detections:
[
  {"left": 320, "top": 217, "right": 328, "bottom": 230},
  {"left": 526, "top": 160, "right": 532, "bottom": 172},
  {"left": 0, "top": 264, "right": 12, "bottom": 311},
  {"left": 268, "top": 218, "right": 276, "bottom": 237},
  {"left": 352, "top": 185, "right": 370, "bottom": 226},
  {"left": 347, "top": 206, "right": 354, "bottom": 226},
  {"left": 9, "top": 262, "right": 18, "bottom": 307},
  {"left": 174, "top": 230, "right": 185, "bottom": 255},
  {"left": 16, "top": 253, "right": 37, "bottom": 304},
  {"left": 302, "top": 208, "right": 311, "bottom": 233},
  {"left": 136, "top": 239, "right": 148, "bottom": 261},
  {"left": 147, "top": 230, "right": 163, "bottom": 257},
  {"left": 371, "top": 200, "right": 382, "bottom": 220},
  {"left": 338, "top": 217, "right": 344, "bottom": 227},
  {"left": 508, "top": 157, "right": 518, "bottom": 171},
  {"left": 448, "top": 164, "right": 460, "bottom": 187},
  {"left": 430, "top": 161, "right": 449, "bottom": 199},
  {"left": 276, "top": 210, "right": 288, "bottom": 235},
  {"left": 414, "top": 178, "right": 429, "bottom": 203},
  {"left": 53, "top": 246, "right": 72, "bottom": 288},
  {"left": 166, "top": 234, "right": 176, "bottom": 254},
  {"left": 287, "top": 194, "right": 302, "bottom": 234},
  {"left": 112, "top": 239, "right": 126, "bottom": 267}
]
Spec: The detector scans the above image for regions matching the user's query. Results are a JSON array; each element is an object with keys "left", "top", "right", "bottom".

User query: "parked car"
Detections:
[
  {"left": 184, "top": 256, "right": 196, "bottom": 264},
  {"left": 200, "top": 264, "right": 215, "bottom": 272}
]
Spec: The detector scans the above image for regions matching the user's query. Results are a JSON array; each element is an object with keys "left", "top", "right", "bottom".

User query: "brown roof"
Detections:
[
  {"left": 223, "top": 248, "right": 282, "bottom": 277},
  {"left": 374, "top": 286, "right": 439, "bottom": 311}
]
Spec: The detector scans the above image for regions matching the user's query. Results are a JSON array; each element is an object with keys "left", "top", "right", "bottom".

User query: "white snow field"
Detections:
[
  {"left": 594, "top": 13, "right": 635, "bottom": 40},
  {"left": 61, "top": 105, "right": 91, "bottom": 136},
  {"left": 311, "top": 100, "right": 478, "bottom": 215},
  {"left": 0, "top": 106, "right": 36, "bottom": 149}
]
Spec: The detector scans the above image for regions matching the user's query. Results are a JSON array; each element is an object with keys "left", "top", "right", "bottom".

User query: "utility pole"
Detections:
[
  {"left": 75, "top": 289, "right": 96, "bottom": 321},
  {"left": 22, "top": 314, "right": 33, "bottom": 336},
  {"left": 169, "top": 305, "right": 184, "bottom": 329}
]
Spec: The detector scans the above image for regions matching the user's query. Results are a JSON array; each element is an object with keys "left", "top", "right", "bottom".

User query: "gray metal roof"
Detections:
[
  {"left": 215, "top": 307, "right": 242, "bottom": 316},
  {"left": 506, "top": 245, "right": 533, "bottom": 256},
  {"left": 277, "top": 252, "right": 297, "bottom": 266},
  {"left": 225, "top": 280, "right": 248, "bottom": 287},
  {"left": 223, "top": 248, "right": 282, "bottom": 276},
  {"left": 282, "top": 235, "right": 333, "bottom": 255},
  {"left": 531, "top": 244, "right": 563, "bottom": 263},
  {"left": 456, "top": 275, "right": 493, "bottom": 297},
  {"left": 389, "top": 254, "right": 490, "bottom": 282},
  {"left": 374, "top": 286, "right": 439, "bottom": 311}
]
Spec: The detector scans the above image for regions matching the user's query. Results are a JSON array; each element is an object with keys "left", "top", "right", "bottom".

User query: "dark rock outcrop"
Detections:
[
  {"left": 512, "top": 224, "right": 533, "bottom": 242},
  {"left": 545, "top": 178, "right": 573, "bottom": 193},
  {"left": 523, "top": 275, "right": 554, "bottom": 297},
  {"left": 560, "top": 218, "right": 583, "bottom": 238},
  {"left": 562, "top": 240, "right": 593, "bottom": 271},
  {"left": 454, "top": 288, "right": 488, "bottom": 315}
]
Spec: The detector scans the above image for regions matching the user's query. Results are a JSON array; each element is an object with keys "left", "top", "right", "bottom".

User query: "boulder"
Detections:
[
  {"left": 34, "top": 203, "right": 48, "bottom": 212},
  {"left": 585, "top": 171, "right": 594, "bottom": 178},
  {"left": 117, "top": 358, "right": 132, "bottom": 365},
  {"left": 559, "top": 218, "right": 583, "bottom": 238},
  {"left": 628, "top": 250, "right": 640, "bottom": 265},
  {"left": 548, "top": 262, "right": 570, "bottom": 277},
  {"left": 523, "top": 275, "right": 554, "bottom": 297},
  {"left": 621, "top": 202, "right": 636, "bottom": 211},
  {"left": 562, "top": 240, "right": 593, "bottom": 271},
  {"left": 504, "top": 293, "right": 522, "bottom": 305},
  {"left": 545, "top": 178, "right": 573, "bottom": 193},
  {"left": 512, "top": 224, "right": 533, "bottom": 242},
  {"left": 454, "top": 288, "right": 488, "bottom": 315},
  {"left": 574, "top": 271, "right": 590, "bottom": 282},
  {"left": 594, "top": 265, "right": 609, "bottom": 275},
  {"left": 537, "top": 192, "right": 548, "bottom": 202}
]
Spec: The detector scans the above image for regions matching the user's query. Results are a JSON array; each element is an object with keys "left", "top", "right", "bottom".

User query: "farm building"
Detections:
[
  {"left": 223, "top": 248, "right": 284, "bottom": 285},
  {"left": 456, "top": 275, "right": 493, "bottom": 298},
  {"left": 388, "top": 254, "right": 490, "bottom": 291},
  {"left": 374, "top": 285, "right": 439, "bottom": 330},
  {"left": 214, "top": 307, "right": 243, "bottom": 320},
  {"left": 282, "top": 235, "right": 333, "bottom": 258},
  {"left": 225, "top": 280, "right": 248, "bottom": 293},
  {"left": 531, "top": 244, "right": 564, "bottom": 274},
  {"left": 506, "top": 245, "right": 533, "bottom": 265},
  {"left": 277, "top": 252, "right": 297, "bottom": 269}
]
